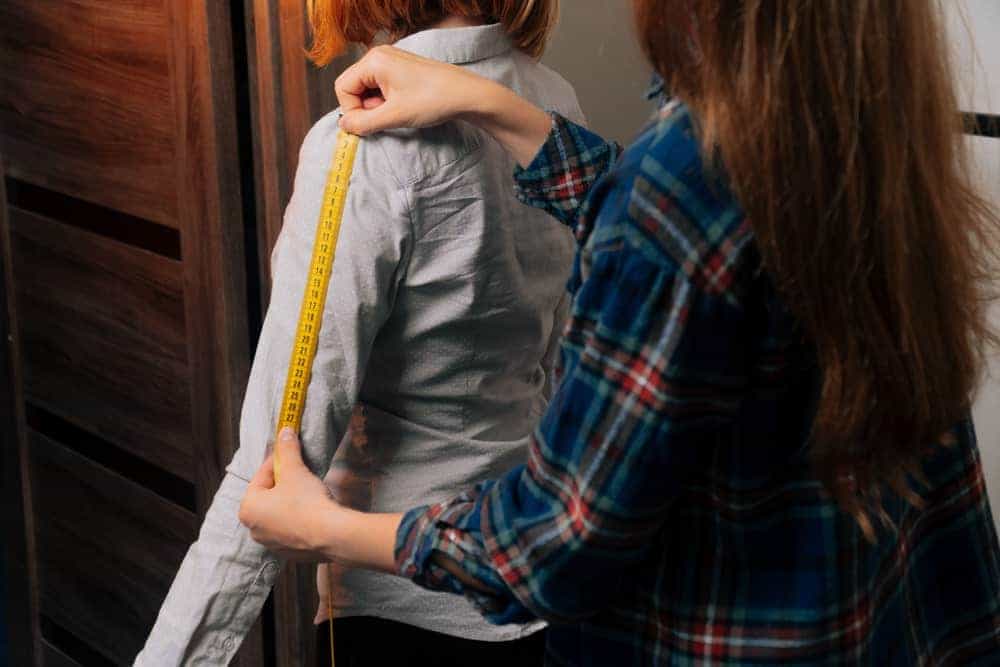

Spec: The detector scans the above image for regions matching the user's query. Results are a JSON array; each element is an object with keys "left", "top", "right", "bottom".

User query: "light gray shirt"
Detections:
[{"left": 135, "top": 24, "right": 584, "bottom": 665}]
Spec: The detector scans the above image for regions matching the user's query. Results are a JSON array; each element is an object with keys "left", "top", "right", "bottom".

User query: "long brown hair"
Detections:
[
  {"left": 306, "top": 0, "right": 558, "bottom": 66},
  {"left": 634, "top": 0, "right": 998, "bottom": 534}
]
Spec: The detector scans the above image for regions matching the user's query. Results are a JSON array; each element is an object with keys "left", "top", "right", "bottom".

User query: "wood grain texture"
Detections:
[
  {"left": 166, "top": 0, "right": 262, "bottom": 662},
  {"left": 247, "top": 0, "right": 292, "bottom": 286},
  {"left": 10, "top": 209, "right": 193, "bottom": 480},
  {"left": 0, "top": 0, "right": 337, "bottom": 662},
  {"left": 30, "top": 431, "right": 199, "bottom": 665},
  {"left": 167, "top": 0, "right": 250, "bottom": 515},
  {"left": 1, "top": 157, "right": 42, "bottom": 667},
  {"left": 273, "top": 563, "right": 322, "bottom": 667},
  {"left": 245, "top": 0, "right": 341, "bottom": 307},
  {"left": 0, "top": 1, "right": 179, "bottom": 226},
  {"left": 40, "top": 641, "right": 83, "bottom": 667}
]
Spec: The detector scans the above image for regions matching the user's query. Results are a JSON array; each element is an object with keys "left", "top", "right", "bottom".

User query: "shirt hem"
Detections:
[{"left": 322, "top": 607, "right": 546, "bottom": 642}]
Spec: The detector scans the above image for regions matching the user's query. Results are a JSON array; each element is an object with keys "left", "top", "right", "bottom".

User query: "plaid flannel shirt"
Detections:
[{"left": 394, "top": 102, "right": 1000, "bottom": 665}]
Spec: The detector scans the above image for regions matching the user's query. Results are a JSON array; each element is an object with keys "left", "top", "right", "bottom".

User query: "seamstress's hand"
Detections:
[
  {"left": 336, "top": 45, "right": 478, "bottom": 134},
  {"left": 336, "top": 45, "right": 551, "bottom": 167},
  {"left": 239, "top": 427, "right": 404, "bottom": 572},
  {"left": 238, "top": 428, "right": 344, "bottom": 562}
]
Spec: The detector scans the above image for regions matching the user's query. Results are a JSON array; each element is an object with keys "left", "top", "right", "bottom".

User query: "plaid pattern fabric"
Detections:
[{"left": 395, "top": 104, "right": 1000, "bottom": 665}]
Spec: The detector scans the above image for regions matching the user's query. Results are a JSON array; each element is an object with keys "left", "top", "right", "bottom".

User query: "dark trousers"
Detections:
[{"left": 315, "top": 616, "right": 546, "bottom": 667}]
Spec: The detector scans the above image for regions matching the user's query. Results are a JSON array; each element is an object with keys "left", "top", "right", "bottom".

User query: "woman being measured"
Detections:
[
  {"left": 136, "top": 2, "right": 585, "bottom": 665},
  {"left": 239, "top": 1, "right": 1000, "bottom": 665}
]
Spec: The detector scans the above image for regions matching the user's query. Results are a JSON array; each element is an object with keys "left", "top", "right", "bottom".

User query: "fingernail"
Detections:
[{"left": 279, "top": 427, "right": 295, "bottom": 442}]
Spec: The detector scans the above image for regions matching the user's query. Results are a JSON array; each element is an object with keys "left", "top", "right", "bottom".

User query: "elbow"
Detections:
[{"left": 503, "top": 530, "right": 633, "bottom": 624}]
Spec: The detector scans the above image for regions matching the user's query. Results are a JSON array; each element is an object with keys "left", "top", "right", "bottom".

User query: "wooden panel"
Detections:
[
  {"left": 41, "top": 641, "right": 82, "bottom": 667},
  {"left": 31, "top": 431, "right": 199, "bottom": 666},
  {"left": 245, "top": 0, "right": 342, "bottom": 306},
  {"left": 166, "top": 1, "right": 263, "bottom": 662},
  {"left": 3, "top": 0, "right": 267, "bottom": 662},
  {"left": 0, "top": 1, "right": 178, "bottom": 226},
  {"left": 1, "top": 159, "right": 42, "bottom": 667},
  {"left": 10, "top": 209, "right": 193, "bottom": 480},
  {"left": 168, "top": 0, "right": 250, "bottom": 511},
  {"left": 273, "top": 563, "right": 322, "bottom": 667}
]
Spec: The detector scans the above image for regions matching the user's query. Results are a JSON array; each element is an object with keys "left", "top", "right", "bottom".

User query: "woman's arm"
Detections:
[
  {"left": 240, "top": 426, "right": 498, "bottom": 599},
  {"left": 239, "top": 429, "right": 402, "bottom": 572},
  {"left": 245, "top": 159, "right": 754, "bottom": 624},
  {"left": 335, "top": 46, "right": 552, "bottom": 167},
  {"left": 336, "top": 46, "right": 622, "bottom": 232},
  {"left": 238, "top": 429, "right": 493, "bottom": 594},
  {"left": 392, "top": 120, "right": 754, "bottom": 622}
]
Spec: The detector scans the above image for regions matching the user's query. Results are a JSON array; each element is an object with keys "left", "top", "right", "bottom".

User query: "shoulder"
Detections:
[
  {"left": 301, "top": 108, "right": 485, "bottom": 190},
  {"left": 510, "top": 49, "right": 587, "bottom": 126},
  {"left": 283, "top": 111, "right": 414, "bottom": 253},
  {"left": 596, "top": 101, "right": 755, "bottom": 301}
]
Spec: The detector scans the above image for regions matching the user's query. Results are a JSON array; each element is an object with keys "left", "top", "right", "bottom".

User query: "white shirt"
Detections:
[{"left": 135, "top": 23, "right": 584, "bottom": 665}]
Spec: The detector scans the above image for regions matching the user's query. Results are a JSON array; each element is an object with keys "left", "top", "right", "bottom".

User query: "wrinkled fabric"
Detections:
[
  {"left": 135, "top": 23, "right": 585, "bottom": 665},
  {"left": 395, "top": 106, "right": 1000, "bottom": 665}
]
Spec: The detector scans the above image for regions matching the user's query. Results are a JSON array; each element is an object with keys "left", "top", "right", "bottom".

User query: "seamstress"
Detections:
[{"left": 240, "top": 1, "right": 1000, "bottom": 664}]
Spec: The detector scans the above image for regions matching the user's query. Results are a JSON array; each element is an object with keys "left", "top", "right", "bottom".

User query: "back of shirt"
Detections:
[
  {"left": 313, "top": 26, "right": 587, "bottom": 640},
  {"left": 135, "top": 23, "right": 586, "bottom": 665}
]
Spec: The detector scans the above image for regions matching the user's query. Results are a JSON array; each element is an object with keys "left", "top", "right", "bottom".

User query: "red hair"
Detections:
[{"left": 307, "top": 0, "right": 558, "bottom": 65}]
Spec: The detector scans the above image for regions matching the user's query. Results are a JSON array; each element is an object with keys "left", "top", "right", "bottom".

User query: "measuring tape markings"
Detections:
[
  {"left": 273, "top": 128, "right": 360, "bottom": 667},
  {"left": 275, "top": 128, "right": 360, "bottom": 481}
]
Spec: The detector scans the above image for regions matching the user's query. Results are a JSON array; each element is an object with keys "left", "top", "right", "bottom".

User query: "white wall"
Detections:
[
  {"left": 945, "top": 0, "right": 1000, "bottom": 116},
  {"left": 946, "top": 1, "right": 1000, "bottom": 529},
  {"left": 542, "top": 1, "right": 653, "bottom": 143},
  {"left": 969, "top": 136, "right": 1000, "bottom": 529}
]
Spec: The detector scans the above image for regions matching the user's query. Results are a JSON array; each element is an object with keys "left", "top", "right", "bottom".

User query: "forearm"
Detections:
[
  {"left": 459, "top": 77, "right": 552, "bottom": 168},
  {"left": 315, "top": 505, "right": 402, "bottom": 574},
  {"left": 336, "top": 46, "right": 552, "bottom": 168}
]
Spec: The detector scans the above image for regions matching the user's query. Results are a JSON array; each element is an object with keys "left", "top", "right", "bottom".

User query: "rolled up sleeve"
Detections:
[{"left": 513, "top": 113, "right": 621, "bottom": 234}]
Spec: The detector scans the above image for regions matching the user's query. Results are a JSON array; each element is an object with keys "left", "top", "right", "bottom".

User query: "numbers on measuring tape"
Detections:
[
  {"left": 275, "top": 130, "right": 360, "bottom": 479},
  {"left": 271, "top": 129, "right": 358, "bottom": 667}
]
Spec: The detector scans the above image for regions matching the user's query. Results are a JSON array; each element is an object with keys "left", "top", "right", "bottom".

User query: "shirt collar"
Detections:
[{"left": 394, "top": 23, "right": 514, "bottom": 65}]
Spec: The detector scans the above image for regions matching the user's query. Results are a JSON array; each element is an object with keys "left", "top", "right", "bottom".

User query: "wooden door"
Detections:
[
  {"left": 0, "top": 1, "right": 259, "bottom": 664},
  {"left": 1, "top": 156, "right": 42, "bottom": 667},
  {"left": 1, "top": 0, "right": 353, "bottom": 663}
]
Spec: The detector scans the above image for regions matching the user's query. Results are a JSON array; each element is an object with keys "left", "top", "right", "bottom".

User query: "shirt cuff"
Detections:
[
  {"left": 513, "top": 112, "right": 622, "bottom": 229},
  {"left": 134, "top": 472, "right": 280, "bottom": 666},
  {"left": 394, "top": 488, "right": 533, "bottom": 625}
]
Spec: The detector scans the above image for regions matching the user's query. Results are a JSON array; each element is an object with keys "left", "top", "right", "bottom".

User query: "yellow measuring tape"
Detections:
[{"left": 274, "top": 128, "right": 360, "bottom": 667}]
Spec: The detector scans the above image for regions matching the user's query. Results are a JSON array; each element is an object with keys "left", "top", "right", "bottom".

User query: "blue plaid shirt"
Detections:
[{"left": 395, "top": 101, "right": 1000, "bottom": 665}]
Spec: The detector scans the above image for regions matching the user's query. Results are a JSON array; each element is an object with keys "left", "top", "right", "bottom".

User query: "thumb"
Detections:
[
  {"left": 275, "top": 426, "right": 305, "bottom": 469},
  {"left": 339, "top": 104, "right": 402, "bottom": 137},
  {"left": 248, "top": 453, "right": 275, "bottom": 490}
]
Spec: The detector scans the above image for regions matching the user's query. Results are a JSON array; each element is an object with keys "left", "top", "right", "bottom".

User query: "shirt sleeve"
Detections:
[
  {"left": 134, "top": 119, "right": 412, "bottom": 666},
  {"left": 394, "top": 168, "right": 753, "bottom": 625},
  {"left": 539, "top": 291, "right": 571, "bottom": 401},
  {"left": 513, "top": 113, "right": 622, "bottom": 233}
]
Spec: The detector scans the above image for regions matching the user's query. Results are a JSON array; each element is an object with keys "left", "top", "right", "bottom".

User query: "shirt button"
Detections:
[{"left": 223, "top": 637, "right": 235, "bottom": 651}]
